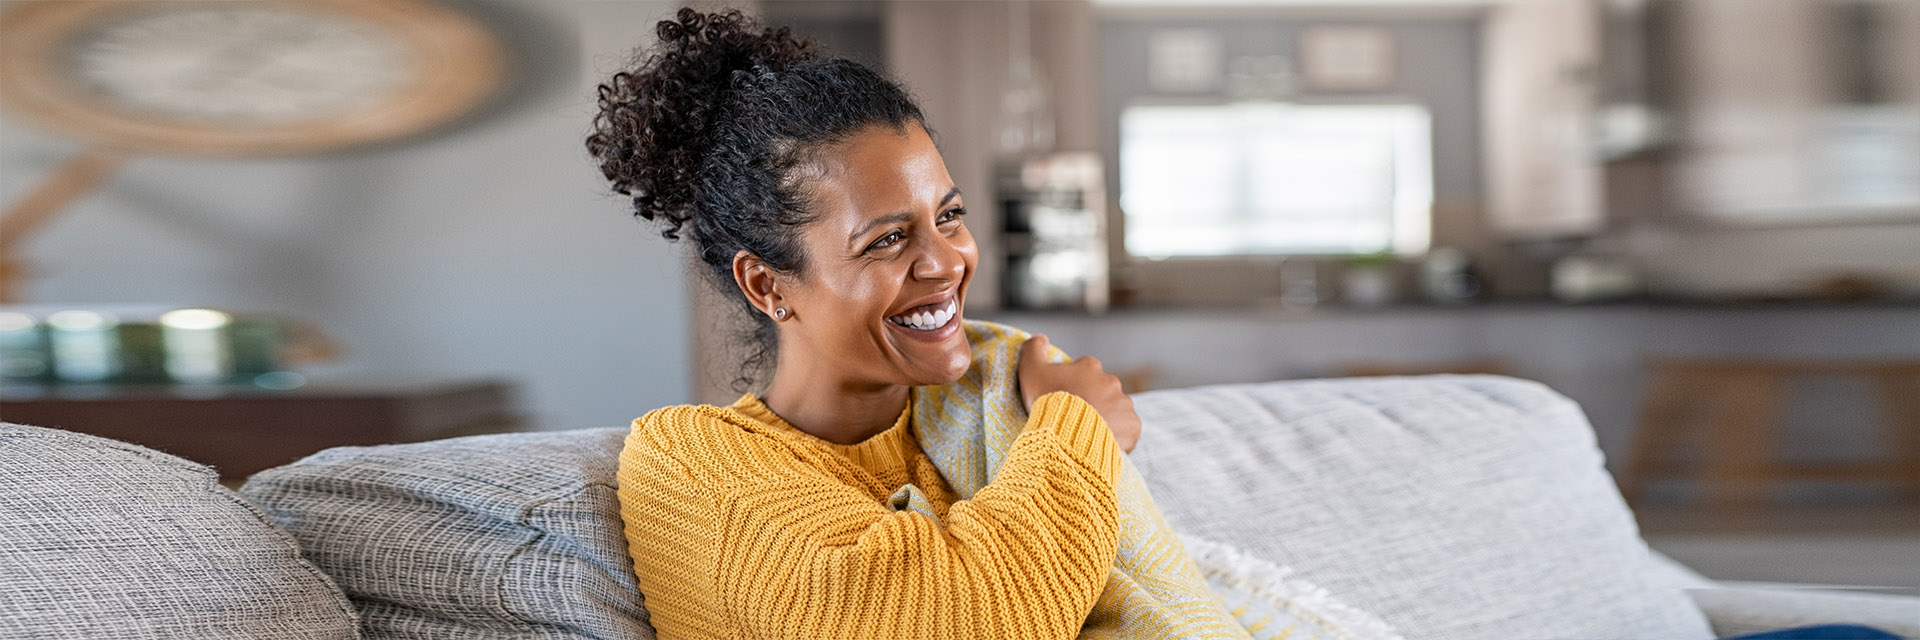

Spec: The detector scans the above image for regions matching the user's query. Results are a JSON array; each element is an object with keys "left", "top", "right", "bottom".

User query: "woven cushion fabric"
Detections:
[
  {"left": 239, "top": 427, "right": 650, "bottom": 640},
  {"left": 1128, "top": 376, "right": 1714, "bottom": 640},
  {"left": 0, "top": 422, "right": 358, "bottom": 639}
]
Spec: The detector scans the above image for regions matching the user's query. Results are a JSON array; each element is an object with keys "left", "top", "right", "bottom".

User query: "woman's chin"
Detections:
[
  {"left": 891, "top": 333, "right": 972, "bottom": 386},
  {"left": 936, "top": 343, "right": 974, "bottom": 382},
  {"left": 908, "top": 347, "right": 971, "bottom": 386},
  {"left": 882, "top": 314, "right": 972, "bottom": 383}
]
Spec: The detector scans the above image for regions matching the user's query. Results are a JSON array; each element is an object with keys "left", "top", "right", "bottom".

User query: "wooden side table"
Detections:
[
  {"left": 1619, "top": 358, "right": 1920, "bottom": 506},
  {"left": 0, "top": 378, "right": 521, "bottom": 480}
]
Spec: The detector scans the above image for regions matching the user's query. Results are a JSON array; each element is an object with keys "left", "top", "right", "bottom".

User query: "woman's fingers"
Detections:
[
  {"left": 1016, "top": 334, "right": 1051, "bottom": 410},
  {"left": 1020, "top": 334, "right": 1051, "bottom": 367}
]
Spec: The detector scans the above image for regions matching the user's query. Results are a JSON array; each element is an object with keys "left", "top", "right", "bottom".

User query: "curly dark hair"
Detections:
[{"left": 585, "top": 8, "right": 927, "bottom": 389}]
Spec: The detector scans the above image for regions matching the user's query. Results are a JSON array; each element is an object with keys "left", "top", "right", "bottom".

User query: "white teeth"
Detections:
[{"left": 889, "top": 300, "right": 958, "bottom": 331}]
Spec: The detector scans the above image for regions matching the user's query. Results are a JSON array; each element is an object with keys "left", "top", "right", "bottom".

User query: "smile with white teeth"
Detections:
[{"left": 886, "top": 300, "right": 957, "bottom": 331}]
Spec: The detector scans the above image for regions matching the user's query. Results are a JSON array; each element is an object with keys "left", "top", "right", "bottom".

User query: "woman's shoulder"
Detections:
[
  {"left": 627, "top": 402, "right": 763, "bottom": 465},
  {"left": 961, "top": 319, "right": 1067, "bottom": 365},
  {"left": 962, "top": 320, "right": 1055, "bottom": 367},
  {"left": 631, "top": 402, "right": 759, "bottom": 447},
  {"left": 962, "top": 319, "right": 1030, "bottom": 349},
  {"left": 622, "top": 402, "right": 775, "bottom": 488},
  {"left": 625, "top": 400, "right": 857, "bottom": 494}
]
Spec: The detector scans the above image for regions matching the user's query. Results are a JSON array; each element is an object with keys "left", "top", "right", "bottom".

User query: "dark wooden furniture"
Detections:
[
  {"left": 1620, "top": 358, "right": 1920, "bottom": 507},
  {"left": 0, "top": 379, "right": 520, "bottom": 480}
]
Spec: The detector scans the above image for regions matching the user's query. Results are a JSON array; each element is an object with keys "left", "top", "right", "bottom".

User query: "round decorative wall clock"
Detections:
[
  {"left": 0, "top": 0, "right": 505, "bottom": 302},
  {"left": 0, "top": 0, "right": 506, "bottom": 156}
]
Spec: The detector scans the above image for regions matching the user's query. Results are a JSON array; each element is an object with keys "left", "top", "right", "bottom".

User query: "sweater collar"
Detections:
[{"left": 730, "top": 393, "right": 914, "bottom": 461}]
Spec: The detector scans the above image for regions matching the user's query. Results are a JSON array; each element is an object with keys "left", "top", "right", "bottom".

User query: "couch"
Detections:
[{"left": 3, "top": 375, "right": 1915, "bottom": 639}]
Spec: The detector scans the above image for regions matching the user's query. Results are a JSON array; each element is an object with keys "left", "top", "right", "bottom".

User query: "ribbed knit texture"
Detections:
[{"left": 618, "top": 387, "right": 1122, "bottom": 639}]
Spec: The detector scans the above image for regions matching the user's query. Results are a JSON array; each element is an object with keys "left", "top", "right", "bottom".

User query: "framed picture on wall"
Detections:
[
  {"left": 1148, "top": 29, "right": 1225, "bottom": 93},
  {"left": 1300, "top": 27, "right": 1396, "bottom": 92}
]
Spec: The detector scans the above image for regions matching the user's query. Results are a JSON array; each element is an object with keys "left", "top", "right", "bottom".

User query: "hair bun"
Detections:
[{"left": 586, "top": 8, "right": 818, "bottom": 240}]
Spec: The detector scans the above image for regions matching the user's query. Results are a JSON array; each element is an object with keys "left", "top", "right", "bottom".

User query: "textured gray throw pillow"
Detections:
[
  {"left": 239, "top": 427, "right": 651, "bottom": 640},
  {"left": 1128, "top": 376, "right": 1714, "bottom": 640},
  {"left": 0, "top": 422, "right": 358, "bottom": 639}
]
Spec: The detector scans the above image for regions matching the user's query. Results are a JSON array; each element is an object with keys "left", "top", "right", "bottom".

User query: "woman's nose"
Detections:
[{"left": 912, "top": 232, "right": 967, "bottom": 282}]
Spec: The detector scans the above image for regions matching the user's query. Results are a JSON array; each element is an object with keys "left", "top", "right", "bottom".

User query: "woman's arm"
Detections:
[{"left": 624, "top": 392, "right": 1122, "bottom": 639}]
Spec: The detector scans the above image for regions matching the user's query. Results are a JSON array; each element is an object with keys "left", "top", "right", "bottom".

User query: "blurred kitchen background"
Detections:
[{"left": 2, "top": 0, "right": 1916, "bottom": 587}]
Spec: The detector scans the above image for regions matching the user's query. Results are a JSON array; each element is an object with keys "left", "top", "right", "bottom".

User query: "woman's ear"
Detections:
[{"left": 732, "top": 250, "right": 784, "bottom": 321}]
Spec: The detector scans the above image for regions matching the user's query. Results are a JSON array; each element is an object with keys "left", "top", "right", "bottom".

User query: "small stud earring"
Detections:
[{"left": 773, "top": 307, "right": 789, "bottom": 320}]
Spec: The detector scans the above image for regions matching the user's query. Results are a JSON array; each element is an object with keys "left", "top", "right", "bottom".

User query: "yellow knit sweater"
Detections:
[{"left": 617, "top": 391, "right": 1123, "bottom": 639}]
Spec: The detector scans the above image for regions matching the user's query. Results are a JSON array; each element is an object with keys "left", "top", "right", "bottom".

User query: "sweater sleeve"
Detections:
[{"left": 632, "top": 391, "right": 1123, "bottom": 640}]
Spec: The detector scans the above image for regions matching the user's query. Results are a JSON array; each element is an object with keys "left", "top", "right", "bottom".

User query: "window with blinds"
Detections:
[{"left": 1119, "top": 102, "right": 1433, "bottom": 258}]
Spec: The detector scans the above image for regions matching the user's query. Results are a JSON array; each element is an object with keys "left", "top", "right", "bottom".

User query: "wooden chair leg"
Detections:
[
  {"left": 1705, "top": 372, "right": 1780, "bottom": 509},
  {"left": 1873, "top": 370, "right": 1920, "bottom": 502},
  {"left": 1621, "top": 369, "right": 1693, "bottom": 503}
]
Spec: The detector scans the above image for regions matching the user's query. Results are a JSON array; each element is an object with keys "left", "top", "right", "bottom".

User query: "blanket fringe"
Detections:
[{"left": 1181, "top": 535, "right": 1405, "bottom": 640}]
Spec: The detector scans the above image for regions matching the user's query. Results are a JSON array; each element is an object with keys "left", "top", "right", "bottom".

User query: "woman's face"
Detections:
[{"left": 776, "top": 123, "right": 977, "bottom": 388}]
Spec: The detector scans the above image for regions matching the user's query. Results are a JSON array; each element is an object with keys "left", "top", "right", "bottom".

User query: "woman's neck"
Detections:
[{"left": 759, "top": 364, "right": 908, "bottom": 445}]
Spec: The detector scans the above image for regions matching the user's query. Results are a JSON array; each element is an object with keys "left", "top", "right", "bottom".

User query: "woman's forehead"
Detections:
[{"left": 809, "top": 124, "right": 956, "bottom": 222}]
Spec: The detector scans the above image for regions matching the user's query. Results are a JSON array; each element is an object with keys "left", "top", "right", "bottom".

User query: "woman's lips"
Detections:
[
  {"left": 884, "top": 299, "right": 961, "bottom": 342},
  {"left": 886, "top": 299, "right": 957, "bottom": 331}
]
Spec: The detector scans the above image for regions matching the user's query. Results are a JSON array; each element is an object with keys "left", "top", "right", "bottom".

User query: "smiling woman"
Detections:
[
  {"left": 582, "top": 9, "right": 1206, "bottom": 639},
  {"left": 739, "top": 125, "right": 979, "bottom": 441}
]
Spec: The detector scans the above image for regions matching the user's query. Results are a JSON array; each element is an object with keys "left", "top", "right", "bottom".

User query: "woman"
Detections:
[
  {"left": 587, "top": 9, "right": 1152, "bottom": 639},
  {"left": 586, "top": 11, "right": 1920, "bottom": 640}
]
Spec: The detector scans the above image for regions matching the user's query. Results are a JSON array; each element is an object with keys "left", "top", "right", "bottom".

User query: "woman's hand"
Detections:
[{"left": 1017, "top": 334, "right": 1141, "bottom": 453}]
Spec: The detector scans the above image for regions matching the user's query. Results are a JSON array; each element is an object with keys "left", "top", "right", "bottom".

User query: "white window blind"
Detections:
[{"left": 1120, "top": 103, "right": 1433, "bottom": 257}]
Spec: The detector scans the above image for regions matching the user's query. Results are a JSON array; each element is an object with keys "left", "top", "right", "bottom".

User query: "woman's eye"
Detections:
[
  {"left": 868, "top": 230, "right": 905, "bottom": 251},
  {"left": 938, "top": 207, "right": 967, "bottom": 224}
]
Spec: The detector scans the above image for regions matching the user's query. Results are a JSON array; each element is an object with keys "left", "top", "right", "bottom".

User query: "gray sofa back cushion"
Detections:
[
  {"left": 236, "top": 375, "right": 1709, "bottom": 640},
  {"left": 239, "top": 428, "right": 651, "bottom": 640},
  {"left": 0, "top": 422, "right": 358, "bottom": 639},
  {"left": 1129, "top": 376, "right": 1714, "bottom": 640}
]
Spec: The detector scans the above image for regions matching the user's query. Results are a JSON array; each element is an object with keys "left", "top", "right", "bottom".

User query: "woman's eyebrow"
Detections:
[
  {"left": 849, "top": 212, "right": 913, "bottom": 244},
  {"left": 846, "top": 187, "right": 963, "bottom": 244}
]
